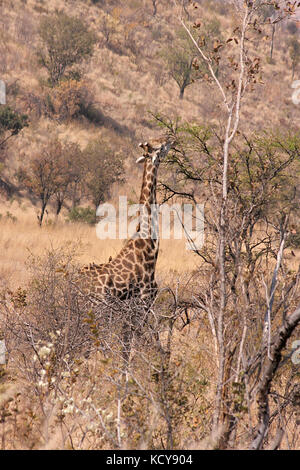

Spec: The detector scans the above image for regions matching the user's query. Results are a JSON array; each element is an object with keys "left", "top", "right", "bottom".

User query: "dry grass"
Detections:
[{"left": 0, "top": 201, "right": 197, "bottom": 289}]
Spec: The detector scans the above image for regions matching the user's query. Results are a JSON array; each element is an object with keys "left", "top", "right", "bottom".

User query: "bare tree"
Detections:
[
  {"left": 17, "top": 139, "right": 82, "bottom": 225},
  {"left": 158, "top": 0, "right": 300, "bottom": 448}
]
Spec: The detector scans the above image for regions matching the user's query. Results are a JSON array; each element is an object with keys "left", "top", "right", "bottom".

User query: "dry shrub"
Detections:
[
  {"left": 17, "top": 92, "right": 45, "bottom": 120},
  {"left": 4, "top": 247, "right": 92, "bottom": 369},
  {"left": 0, "top": 246, "right": 211, "bottom": 449},
  {"left": 0, "top": 246, "right": 91, "bottom": 448},
  {"left": 15, "top": 12, "right": 36, "bottom": 45},
  {"left": 45, "top": 80, "right": 93, "bottom": 122}
]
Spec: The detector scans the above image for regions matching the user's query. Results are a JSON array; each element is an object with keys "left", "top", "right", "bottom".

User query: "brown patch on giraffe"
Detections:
[
  {"left": 135, "top": 239, "right": 146, "bottom": 249},
  {"left": 115, "top": 282, "right": 125, "bottom": 290},
  {"left": 124, "top": 240, "right": 132, "bottom": 249},
  {"left": 88, "top": 271, "right": 97, "bottom": 278},
  {"left": 143, "top": 240, "right": 155, "bottom": 254},
  {"left": 135, "top": 264, "right": 143, "bottom": 279},
  {"left": 99, "top": 267, "right": 109, "bottom": 274},
  {"left": 127, "top": 252, "right": 135, "bottom": 263},
  {"left": 145, "top": 261, "right": 155, "bottom": 272},
  {"left": 123, "top": 260, "right": 134, "bottom": 270},
  {"left": 135, "top": 251, "right": 144, "bottom": 264},
  {"left": 113, "top": 263, "right": 123, "bottom": 271}
]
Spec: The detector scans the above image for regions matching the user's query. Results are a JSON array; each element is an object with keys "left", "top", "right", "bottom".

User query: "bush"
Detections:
[
  {"left": 3, "top": 247, "right": 93, "bottom": 399},
  {"left": 0, "top": 106, "right": 28, "bottom": 138},
  {"left": 45, "top": 80, "right": 93, "bottom": 121},
  {"left": 0, "top": 211, "right": 17, "bottom": 223},
  {"left": 67, "top": 206, "right": 96, "bottom": 225}
]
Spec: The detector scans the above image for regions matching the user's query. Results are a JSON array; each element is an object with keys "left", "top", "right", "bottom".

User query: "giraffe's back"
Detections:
[{"left": 80, "top": 238, "right": 158, "bottom": 302}]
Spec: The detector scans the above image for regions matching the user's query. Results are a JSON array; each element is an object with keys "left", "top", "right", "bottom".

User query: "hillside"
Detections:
[{"left": 1, "top": 0, "right": 299, "bottom": 182}]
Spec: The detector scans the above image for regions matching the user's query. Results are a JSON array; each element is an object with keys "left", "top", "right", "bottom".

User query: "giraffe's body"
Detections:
[
  {"left": 80, "top": 137, "right": 173, "bottom": 307},
  {"left": 81, "top": 237, "right": 158, "bottom": 304}
]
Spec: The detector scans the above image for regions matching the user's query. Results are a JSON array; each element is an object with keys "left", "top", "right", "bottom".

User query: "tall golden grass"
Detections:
[{"left": 0, "top": 201, "right": 198, "bottom": 288}]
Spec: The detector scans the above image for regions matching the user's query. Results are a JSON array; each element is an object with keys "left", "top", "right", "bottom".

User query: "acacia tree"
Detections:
[
  {"left": 17, "top": 139, "right": 79, "bottom": 225},
  {"left": 52, "top": 142, "right": 83, "bottom": 217},
  {"left": 259, "top": 3, "right": 277, "bottom": 61},
  {"left": 161, "top": 19, "right": 221, "bottom": 99},
  {"left": 161, "top": 30, "right": 198, "bottom": 99},
  {"left": 289, "top": 37, "right": 300, "bottom": 80},
  {"left": 82, "top": 138, "right": 125, "bottom": 209},
  {"left": 157, "top": 0, "right": 300, "bottom": 449},
  {"left": 38, "top": 12, "right": 97, "bottom": 86}
]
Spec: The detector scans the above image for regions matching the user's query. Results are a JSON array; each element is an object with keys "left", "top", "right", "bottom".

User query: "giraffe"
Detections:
[{"left": 80, "top": 136, "right": 174, "bottom": 307}]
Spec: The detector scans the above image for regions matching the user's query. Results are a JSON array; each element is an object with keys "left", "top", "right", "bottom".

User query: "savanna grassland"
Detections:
[{"left": 0, "top": 0, "right": 300, "bottom": 450}]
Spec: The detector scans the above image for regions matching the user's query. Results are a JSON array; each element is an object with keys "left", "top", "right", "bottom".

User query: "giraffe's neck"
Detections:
[{"left": 136, "top": 159, "right": 159, "bottom": 243}]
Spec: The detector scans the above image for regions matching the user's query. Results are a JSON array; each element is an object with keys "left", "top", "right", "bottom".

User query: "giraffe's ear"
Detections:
[
  {"left": 138, "top": 142, "right": 148, "bottom": 150},
  {"left": 136, "top": 155, "right": 146, "bottom": 164}
]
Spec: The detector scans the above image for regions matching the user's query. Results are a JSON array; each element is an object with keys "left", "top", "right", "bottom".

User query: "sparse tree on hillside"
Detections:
[
  {"left": 289, "top": 36, "right": 300, "bottom": 79},
  {"left": 53, "top": 142, "right": 83, "bottom": 217},
  {"left": 161, "top": 20, "right": 222, "bottom": 99},
  {"left": 162, "top": 38, "right": 197, "bottom": 99},
  {"left": 38, "top": 12, "right": 97, "bottom": 86},
  {"left": 259, "top": 3, "right": 277, "bottom": 60},
  {"left": 17, "top": 139, "right": 77, "bottom": 225},
  {"left": 17, "top": 137, "right": 124, "bottom": 224},
  {"left": 82, "top": 139, "right": 125, "bottom": 209},
  {"left": 100, "top": 13, "right": 120, "bottom": 48}
]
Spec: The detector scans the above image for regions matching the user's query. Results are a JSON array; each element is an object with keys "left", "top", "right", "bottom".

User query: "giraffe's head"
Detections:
[{"left": 136, "top": 136, "right": 175, "bottom": 166}]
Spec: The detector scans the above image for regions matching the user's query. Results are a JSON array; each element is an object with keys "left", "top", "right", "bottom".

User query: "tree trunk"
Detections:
[
  {"left": 56, "top": 197, "right": 63, "bottom": 217},
  {"left": 152, "top": 0, "right": 157, "bottom": 16},
  {"left": 270, "top": 24, "right": 275, "bottom": 61},
  {"left": 38, "top": 202, "right": 47, "bottom": 226}
]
